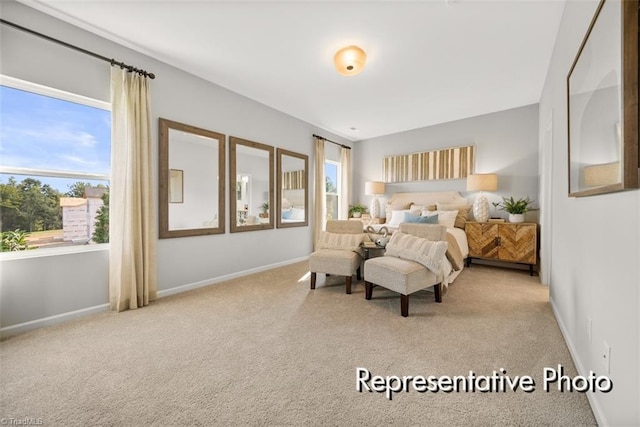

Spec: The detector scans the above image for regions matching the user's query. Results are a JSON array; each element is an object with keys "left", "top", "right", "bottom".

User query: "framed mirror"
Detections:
[
  {"left": 567, "top": 0, "right": 638, "bottom": 197},
  {"left": 159, "top": 118, "right": 225, "bottom": 238},
  {"left": 276, "top": 148, "right": 309, "bottom": 228},
  {"left": 229, "top": 136, "right": 274, "bottom": 232}
]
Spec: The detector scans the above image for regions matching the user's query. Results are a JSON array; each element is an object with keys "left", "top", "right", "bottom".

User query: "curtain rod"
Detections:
[
  {"left": 312, "top": 134, "right": 351, "bottom": 150},
  {"left": 0, "top": 19, "right": 156, "bottom": 79}
]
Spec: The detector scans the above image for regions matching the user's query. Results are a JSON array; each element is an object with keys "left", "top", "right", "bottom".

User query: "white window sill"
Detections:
[{"left": 0, "top": 244, "right": 109, "bottom": 261}]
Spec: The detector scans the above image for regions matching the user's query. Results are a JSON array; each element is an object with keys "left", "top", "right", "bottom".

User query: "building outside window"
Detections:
[
  {"left": 0, "top": 76, "right": 111, "bottom": 252},
  {"left": 325, "top": 160, "right": 340, "bottom": 221}
]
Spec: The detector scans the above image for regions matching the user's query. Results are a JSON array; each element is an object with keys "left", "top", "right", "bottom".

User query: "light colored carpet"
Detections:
[{"left": 0, "top": 262, "right": 596, "bottom": 426}]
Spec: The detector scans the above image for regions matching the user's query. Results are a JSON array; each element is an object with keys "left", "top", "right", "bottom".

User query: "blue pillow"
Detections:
[
  {"left": 403, "top": 212, "right": 438, "bottom": 224},
  {"left": 282, "top": 209, "right": 292, "bottom": 220}
]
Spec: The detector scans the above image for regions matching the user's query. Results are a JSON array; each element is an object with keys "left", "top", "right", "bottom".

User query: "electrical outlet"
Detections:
[
  {"left": 587, "top": 317, "right": 592, "bottom": 343},
  {"left": 602, "top": 342, "right": 611, "bottom": 374}
]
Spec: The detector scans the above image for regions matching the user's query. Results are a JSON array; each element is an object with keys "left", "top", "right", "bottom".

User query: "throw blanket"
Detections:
[
  {"left": 366, "top": 226, "right": 464, "bottom": 272},
  {"left": 384, "top": 232, "right": 448, "bottom": 277},
  {"left": 445, "top": 232, "right": 464, "bottom": 271}
]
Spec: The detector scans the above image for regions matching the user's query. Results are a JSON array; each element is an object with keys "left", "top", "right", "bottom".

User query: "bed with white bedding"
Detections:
[
  {"left": 280, "top": 189, "right": 306, "bottom": 223},
  {"left": 364, "top": 191, "right": 471, "bottom": 285}
]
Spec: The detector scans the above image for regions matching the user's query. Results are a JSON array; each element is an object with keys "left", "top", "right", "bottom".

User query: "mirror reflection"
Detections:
[
  {"left": 159, "top": 119, "right": 225, "bottom": 238},
  {"left": 277, "top": 148, "right": 309, "bottom": 228},
  {"left": 230, "top": 136, "right": 274, "bottom": 232},
  {"left": 567, "top": 0, "right": 636, "bottom": 196}
]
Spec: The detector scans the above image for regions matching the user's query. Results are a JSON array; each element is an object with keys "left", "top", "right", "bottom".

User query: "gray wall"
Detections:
[
  {"left": 0, "top": 1, "right": 351, "bottom": 334},
  {"left": 538, "top": 1, "right": 639, "bottom": 425},
  {"left": 353, "top": 104, "right": 540, "bottom": 217}
]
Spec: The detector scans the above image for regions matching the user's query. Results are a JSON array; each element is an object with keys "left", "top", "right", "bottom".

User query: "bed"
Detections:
[
  {"left": 364, "top": 191, "right": 471, "bottom": 285},
  {"left": 281, "top": 189, "right": 306, "bottom": 223}
]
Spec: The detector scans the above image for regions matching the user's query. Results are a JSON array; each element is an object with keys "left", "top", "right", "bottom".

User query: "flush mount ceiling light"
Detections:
[{"left": 334, "top": 45, "right": 366, "bottom": 76}]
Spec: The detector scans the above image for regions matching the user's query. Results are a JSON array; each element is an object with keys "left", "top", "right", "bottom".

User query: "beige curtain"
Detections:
[
  {"left": 109, "top": 68, "right": 157, "bottom": 312},
  {"left": 339, "top": 147, "right": 351, "bottom": 220},
  {"left": 313, "top": 137, "right": 326, "bottom": 250}
]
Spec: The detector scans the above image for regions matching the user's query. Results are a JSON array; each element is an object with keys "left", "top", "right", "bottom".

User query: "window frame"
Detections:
[
  {"left": 324, "top": 159, "right": 341, "bottom": 221},
  {"left": 0, "top": 75, "right": 111, "bottom": 257}
]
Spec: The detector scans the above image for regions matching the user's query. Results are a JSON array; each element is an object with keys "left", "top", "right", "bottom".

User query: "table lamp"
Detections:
[
  {"left": 466, "top": 174, "right": 498, "bottom": 222},
  {"left": 365, "top": 181, "right": 386, "bottom": 219}
]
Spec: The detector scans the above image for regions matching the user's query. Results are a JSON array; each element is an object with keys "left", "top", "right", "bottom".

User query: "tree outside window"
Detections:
[
  {"left": 0, "top": 78, "right": 110, "bottom": 251},
  {"left": 325, "top": 161, "right": 340, "bottom": 220}
]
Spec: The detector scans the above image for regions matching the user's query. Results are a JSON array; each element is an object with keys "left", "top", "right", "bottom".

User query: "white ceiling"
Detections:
[{"left": 22, "top": 0, "right": 566, "bottom": 141}]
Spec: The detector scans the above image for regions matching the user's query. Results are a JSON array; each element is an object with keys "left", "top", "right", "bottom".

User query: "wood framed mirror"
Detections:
[
  {"left": 159, "top": 118, "right": 225, "bottom": 238},
  {"left": 276, "top": 148, "right": 309, "bottom": 228},
  {"left": 567, "top": 0, "right": 638, "bottom": 197},
  {"left": 229, "top": 136, "right": 274, "bottom": 232}
]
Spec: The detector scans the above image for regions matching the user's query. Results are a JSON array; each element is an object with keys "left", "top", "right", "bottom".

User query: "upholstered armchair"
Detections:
[
  {"left": 364, "top": 223, "right": 448, "bottom": 317},
  {"left": 309, "top": 220, "right": 365, "bottom": 294}
]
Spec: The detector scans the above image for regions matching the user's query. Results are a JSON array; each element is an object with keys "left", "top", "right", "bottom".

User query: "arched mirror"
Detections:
[
  {"left": 277, "top": 148, "right": 309, "bottom": 228},
  {"left": 230, "top": 136, "right": 274, "bottom": 232},
  {"left": 159, "top": 118, "right": 225, "bottom": 238},
  {"left": 567, "top": 0, "right": 638, "bottom": 197}
]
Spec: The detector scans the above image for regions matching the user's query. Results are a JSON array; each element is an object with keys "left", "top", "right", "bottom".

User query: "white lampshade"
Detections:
[
  {"left": 466, "top": 174, "right": 498, "bottom": 192},
  {"left": 365, "top": 181, "right": 385, "bottom": 219},
  {"left": 334, "top": 46, "right": 367, "bottom": 76},
  {"left": 365, "top": 181, "right": 386, "bottom": 195},
  {"left": 467, "top": 174, "right": 497, "bottom": 223}
]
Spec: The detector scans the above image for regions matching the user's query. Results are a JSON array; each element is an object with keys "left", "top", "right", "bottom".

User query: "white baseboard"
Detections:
[
  {"left": 550, "top": 297, "right": 606, "bottom": 426},
  {"left": 1, "top": 256, "right": 309, "bottom": 339},
  {"left": 1, "top": 303, "right": 110, "bottom": 339},
  {"left": 157, "top": 256, "right": 309, "bottom": 298}
]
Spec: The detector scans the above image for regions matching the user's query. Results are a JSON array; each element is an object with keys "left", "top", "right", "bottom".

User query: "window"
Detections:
[
  {"left": 325, "top": 160, "right": 340, "bottom": 220},
  {"left": 0, "top": 76, "right": 111, "bottom": 252}
]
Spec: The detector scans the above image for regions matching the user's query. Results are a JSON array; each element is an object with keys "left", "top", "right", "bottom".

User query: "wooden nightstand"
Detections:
[{"left": 465, "top": 221, "right": 538, "bottom": 275}]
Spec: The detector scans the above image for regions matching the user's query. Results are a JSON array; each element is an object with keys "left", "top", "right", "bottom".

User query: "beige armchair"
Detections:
[
  {"left": 364, "top": 223, "right": 448, "bottom": 317},
  {"left": 309, "top": 220, "right": 365, "bottom": 294}
]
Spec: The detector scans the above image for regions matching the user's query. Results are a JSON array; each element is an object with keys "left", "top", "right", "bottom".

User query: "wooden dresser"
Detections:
[{"left": 465, "top": 221, "right": 537, "bottom": 275}]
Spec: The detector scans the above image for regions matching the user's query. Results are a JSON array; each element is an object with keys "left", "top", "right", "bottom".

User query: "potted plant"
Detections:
[
  {"left": 348, "top": 203, "right": 368, "bottom": 218},
  {"left": 498, "top": 196, "right": 533, "bottom": 223},
  {"left": 259, "top": 202, "right": 269, "bottom": 218}
]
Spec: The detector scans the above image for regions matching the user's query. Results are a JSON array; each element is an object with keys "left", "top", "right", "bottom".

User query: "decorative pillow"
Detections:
[
  {"left": 385, "top": 231, "right": 448, "bottom": 274},
  {"left": 421, "top": 210, "right": 437, "bottom": 218},
  {"left": 422, "top": 209, "right": 457, "bottom": 228},
  {"left": 317, "top": 231, "right": 364, "bottom": 251},
  {"left": 385, "top": 201, "right": 412, "bottom": 221},
  {"left": 282, "top": 209, "right": 292, "bottom": 220},
  {"left": 290, "top": 207, "right": 305, "bottom": 220},
  {"left": 388, "top": 209, "right": 410, "bottom": 227},
  {"left": 403, "top": 212, "right": 438, "bottom": 224},
  {"left": 436, "top": 202, "right": 472, "bottom": 229},
  {"left": 409, "top": 204, "right": 425, "bottom": 215}
]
